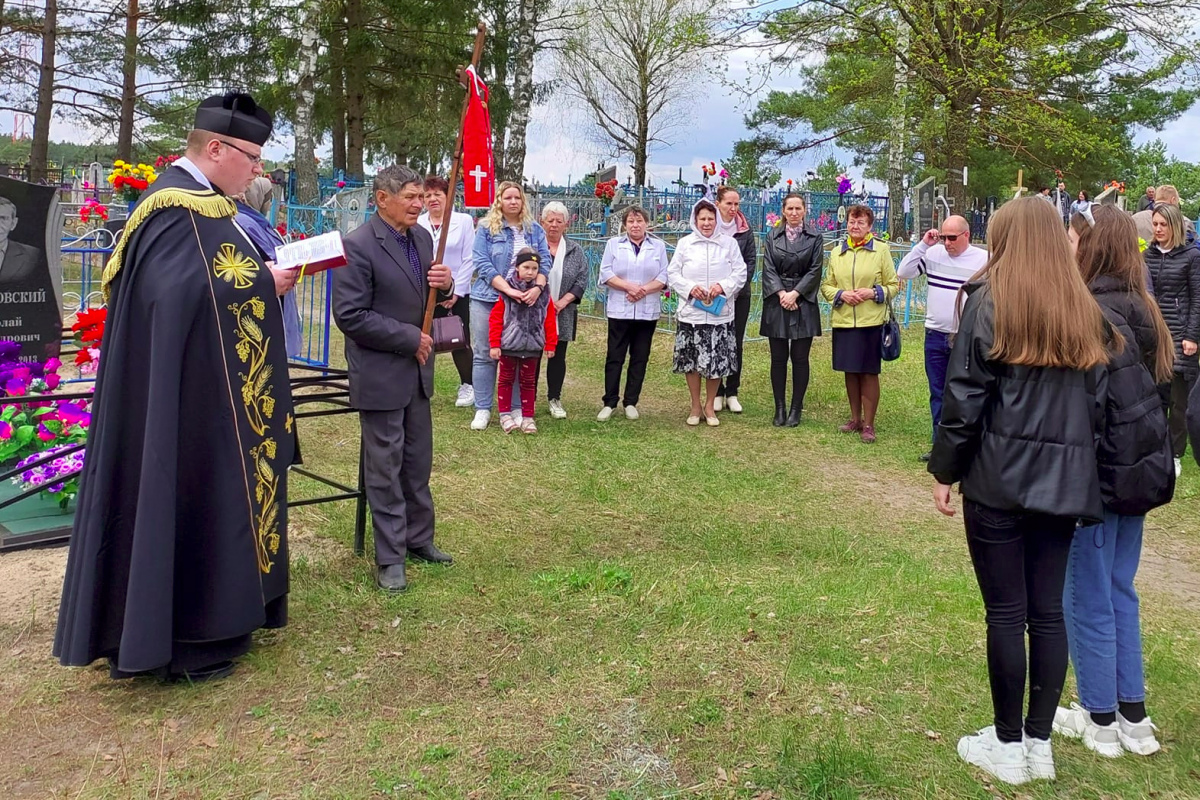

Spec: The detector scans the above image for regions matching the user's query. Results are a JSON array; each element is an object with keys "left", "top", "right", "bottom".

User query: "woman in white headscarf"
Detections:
[{"left": 540, "top": 202, "right": 588, "bottom": 418}]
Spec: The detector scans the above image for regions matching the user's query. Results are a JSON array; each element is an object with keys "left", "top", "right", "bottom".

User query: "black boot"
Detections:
[
  {"left": 784, "top": 400, "right": 801, "bottom": 428},
  {"left": 772, "top": 400, "right": 787, "bottom": 427}
]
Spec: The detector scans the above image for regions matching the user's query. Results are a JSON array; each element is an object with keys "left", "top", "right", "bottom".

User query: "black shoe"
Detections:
[
  {"left": 772, "top": 402, "right": 787, "bottom": 427},
  {"left": 408, "top": 543, "right": 453, "bottom": 565},
  {"left": 376, "top": 563, "right": 408, "bottom": 592},
  {"left": 784, "top": 404, "right": 801, "bottom": 428},
  {"left": 168, "top": 661, "right": 236, "bottom": 684},
  {"left": 918, "top": 451, "right": 931, "bottom": 463}
]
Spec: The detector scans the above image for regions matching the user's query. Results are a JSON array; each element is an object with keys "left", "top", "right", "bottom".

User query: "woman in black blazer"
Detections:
[{"left": 759, "top": 194, "right": 824, "bottom": 426}]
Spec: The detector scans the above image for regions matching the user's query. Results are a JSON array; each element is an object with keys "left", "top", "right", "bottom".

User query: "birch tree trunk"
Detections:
[
  {"left": 292, "top": 0, "right": 321, "bottom": 204},
  {"left": 500, "top": 0, "right": 537, "bottom": 183},
  {"left": 886, "top": 23, "right": 908, "bottom": 240}
]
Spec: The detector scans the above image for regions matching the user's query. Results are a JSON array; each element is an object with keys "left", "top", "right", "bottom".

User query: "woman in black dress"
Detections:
[{"left": 760, "top": 194, "right": 824, "bottom": 426}]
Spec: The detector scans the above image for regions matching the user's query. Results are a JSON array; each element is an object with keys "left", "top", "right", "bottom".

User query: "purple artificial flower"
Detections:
[
  {"left": 36, "top": 423, "right": 56, "bottom": 442},
  {"left": 45, "top": 374, "right": 61, "bottom": 390},
  {"left": 0, "top": 421, "right": 11, "bottom": 440},
  {"left": 4, "top": 379, "right": 26, "bottom": 396},
  {"left": 0, "top": 342, "right": 20, "bottom": 361},
  {"left": 13, "top": 367, "right": 31, "bottom": 383},
  {"left": 45, "top": 357, "right": 61, "bottom": 372}
]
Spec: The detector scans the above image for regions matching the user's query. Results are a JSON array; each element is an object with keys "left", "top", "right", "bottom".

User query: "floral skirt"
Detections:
[{"left": 672, "top": 321, "right": 737, "bottom": 378}]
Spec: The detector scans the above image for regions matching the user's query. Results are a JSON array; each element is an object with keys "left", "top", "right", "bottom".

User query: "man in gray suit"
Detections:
[
  {"left": 333, "top": 165, "right": 455, "bottom": 592},
  {"left": 0, "top": 196, "right": 42, "bottom": 284}
]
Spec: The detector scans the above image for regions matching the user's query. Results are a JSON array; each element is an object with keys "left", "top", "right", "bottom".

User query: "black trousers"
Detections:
[
  {"left": 719, "top": 288, "right": 751, "bottom": 397},
  {"left": 546, "top": 340, "right": 569, "bottom": 401},
  {"left": 963, "top": 499, "right": 1076, "bottom": 742},
  {"left": 604, "top": 319, "right": 656, "bottom": 408},
  {"left": 1168, "top": 372, "right": 1195, "bottom": 457},
  {"left": 768, "top": 336, "right": 812, "bottom": 408},
  {"left": 433, "top": 294, "right": 473, "bottom": 385}
]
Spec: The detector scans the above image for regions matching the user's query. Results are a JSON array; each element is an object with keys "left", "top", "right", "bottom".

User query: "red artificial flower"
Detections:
[{"left": 74, "top": 350, "right": 93, "bottom": 366}]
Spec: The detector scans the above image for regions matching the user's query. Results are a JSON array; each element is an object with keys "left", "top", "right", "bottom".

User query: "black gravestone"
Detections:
[
  {"left": 914, "top": 177, "right": 935, "bottom": 235},
  {"left": 0, "top": 177, "right": 63, "bottom": 362}
]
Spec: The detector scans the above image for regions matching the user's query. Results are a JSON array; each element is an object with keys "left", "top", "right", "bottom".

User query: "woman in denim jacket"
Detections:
[{"left": 469, "top": 181, "right": 552, "bottom": 430}]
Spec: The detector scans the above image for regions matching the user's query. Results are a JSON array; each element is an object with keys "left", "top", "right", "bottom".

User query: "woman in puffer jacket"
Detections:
[
  {"left": 1053, "top": 206, "right": 1173, "bottom": 759},
  {"left": 928, "top": 197, "right": 1112, "bottom": 788},
  {"left": 667, "top": 199, "right": 747, "bottom": 427},
  {"left": 1143, "top": 202, "right": 1200, "bottom": 474}
]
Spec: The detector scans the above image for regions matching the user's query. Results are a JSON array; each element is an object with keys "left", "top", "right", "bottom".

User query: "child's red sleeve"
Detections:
[{"left": 488, "top": 298, "right": 505, "bottom": 348}]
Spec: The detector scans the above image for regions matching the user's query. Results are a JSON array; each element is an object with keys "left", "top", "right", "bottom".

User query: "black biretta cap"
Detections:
[{"left": 194, "top": 92, "right": 273, "bottom": 146}]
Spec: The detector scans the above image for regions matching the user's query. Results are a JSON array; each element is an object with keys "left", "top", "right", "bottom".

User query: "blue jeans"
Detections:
[
  {"left": 470, "top": 297, "right": 520, "bottom": 414},
  {"left": 925, "top": 329, "right": 953, "bottom": 442},
  {"left": 1063, "top": 511, "right": 1147, "bottom": 714}
]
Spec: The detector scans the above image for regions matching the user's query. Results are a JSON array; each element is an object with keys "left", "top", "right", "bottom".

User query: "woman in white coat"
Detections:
[{"left": 667, "top": 199, "right": 747, "bottom": 426}]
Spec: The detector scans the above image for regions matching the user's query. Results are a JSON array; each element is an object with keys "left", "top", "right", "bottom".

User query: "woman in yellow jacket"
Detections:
[{"left": 820, "top": 204, "right": 899, "bottom": 443}]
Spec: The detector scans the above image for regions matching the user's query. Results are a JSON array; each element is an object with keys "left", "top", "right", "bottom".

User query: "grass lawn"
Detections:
[{"left": 2, "top": 319, "right": 1199, "bottom": 799}]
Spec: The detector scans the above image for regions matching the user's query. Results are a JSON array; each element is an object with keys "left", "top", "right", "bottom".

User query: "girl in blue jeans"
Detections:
[{"left": 1055, "top": 206, "right": 1176, "bottom": 758}]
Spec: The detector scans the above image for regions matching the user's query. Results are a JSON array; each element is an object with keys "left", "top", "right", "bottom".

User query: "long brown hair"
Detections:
[
  {"left": 974, "top": 196, "right": 1111, "bottom": 370},
  {"left": 1076, "top": 205, "right": 1174, "bottom": 382}
]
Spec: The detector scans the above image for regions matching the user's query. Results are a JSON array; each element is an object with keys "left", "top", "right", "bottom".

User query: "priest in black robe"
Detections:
[{"left": 54, "top": 92, "right": 298, "bottom": 682}]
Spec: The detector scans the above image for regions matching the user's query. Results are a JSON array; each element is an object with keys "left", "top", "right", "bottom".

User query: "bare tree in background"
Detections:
[{"left": 558, "top": 0, "right": 715, "bottom": 187}]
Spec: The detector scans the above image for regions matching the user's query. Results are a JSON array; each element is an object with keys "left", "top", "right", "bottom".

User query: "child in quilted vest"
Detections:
[{"left": 489, "top": 248, "right": 558, "bottom": 433}]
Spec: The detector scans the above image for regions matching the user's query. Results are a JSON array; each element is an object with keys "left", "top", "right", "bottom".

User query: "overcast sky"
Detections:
[{"left": 5, "top": 51, "right": 1199, "bottom": 191}]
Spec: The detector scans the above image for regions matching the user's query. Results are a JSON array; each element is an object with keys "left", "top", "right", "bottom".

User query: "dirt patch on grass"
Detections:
[{"left": 0, "top": 546, "right": 66, "bottom": 628}]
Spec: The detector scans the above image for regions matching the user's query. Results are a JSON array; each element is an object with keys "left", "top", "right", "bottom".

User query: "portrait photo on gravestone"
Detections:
[{"left": 0, "top": 177, "right": 64, "bottom": 362}]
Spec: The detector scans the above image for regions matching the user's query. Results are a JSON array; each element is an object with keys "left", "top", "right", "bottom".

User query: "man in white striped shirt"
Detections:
[{"left": 897, "top": 216, "right": 989, "bottom": 461}]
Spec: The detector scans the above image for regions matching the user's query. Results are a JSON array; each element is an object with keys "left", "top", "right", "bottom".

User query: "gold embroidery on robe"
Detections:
[
  {"left": 249, "top": 438, "right": 280, "bottom": 571},
  {"left": 214, "top": 243, "right": 260, "bottom": 289},
  {"left": 229, "top": 296, "right": 275, "bottom": 436}
]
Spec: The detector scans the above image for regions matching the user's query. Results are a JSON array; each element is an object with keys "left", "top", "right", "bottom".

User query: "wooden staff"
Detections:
[{"left": 423, "top": 22, "right": 488, "bottom": 335}]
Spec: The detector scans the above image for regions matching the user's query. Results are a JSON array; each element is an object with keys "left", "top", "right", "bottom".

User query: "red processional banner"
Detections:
[{"left": 461, "top": 66, "right": 495, "bottom": 209}]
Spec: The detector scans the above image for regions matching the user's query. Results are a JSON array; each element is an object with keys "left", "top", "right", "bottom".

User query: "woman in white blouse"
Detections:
[
  {"left": 417, "top": 175, "right": 476, "bottom": 407},
  {"left": 597, "top": 205, "right": 669, "bottom": 421}
]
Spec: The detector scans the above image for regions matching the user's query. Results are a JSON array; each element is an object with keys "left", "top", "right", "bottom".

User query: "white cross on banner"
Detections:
[{"left": 469, "top": 165, "right": 488, "bottom": 193}]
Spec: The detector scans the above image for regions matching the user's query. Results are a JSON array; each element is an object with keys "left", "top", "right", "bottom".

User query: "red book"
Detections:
[{"left": 274, "top": 231, "right": 348, "bottom": 275}]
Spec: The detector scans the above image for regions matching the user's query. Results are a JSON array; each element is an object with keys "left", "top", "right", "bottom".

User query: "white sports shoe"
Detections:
[
  {"left": 549, "top": 400, "right": 567, "bottom": 419},
  {"left": 624, "top": 405, "right": 639, "bottom": 420},
  {"left": 957, "top": 726, "right": 1029, "bottom": 785},
  {"left": 1053, "top": 703, "right": 1122, "bottom": 758},
  {"left": 713, "top": 396, "right": 724, "bottom": 412},
  {"left": 726, "top": 395, "right": 743, "bottom": 413},
  {"left": 597, "top": 406, "right": 614, "bottom": 422},
  {"left": 1024, "top": 734, "right": 1056, "bottom": 780},
  {"left": 1116, "top": 712, "right": 1161, "bottom": 756},
  {"left": 1174, "top": 457, "right": 1182, "bottom": 477},
  {"left": 470, "top": 409, "right": 490, "bottom": 431},
  {"left": 455, "top": 384, "right": 475, "bottom": 407}
]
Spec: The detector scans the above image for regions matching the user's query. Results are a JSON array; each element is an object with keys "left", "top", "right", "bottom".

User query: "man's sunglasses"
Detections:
[{"left": 938, "top": 233, "right": 965, "bottom": 242}]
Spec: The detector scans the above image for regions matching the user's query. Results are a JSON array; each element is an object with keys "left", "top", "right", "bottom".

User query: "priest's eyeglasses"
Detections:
[{"left": 219, "top": 140, "right": 263, "bottom": 166}]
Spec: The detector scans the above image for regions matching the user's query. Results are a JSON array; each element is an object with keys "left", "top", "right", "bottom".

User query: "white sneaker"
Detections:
[
  {"left": 713, "top": 396, "right": 724, "bottom": 412},
  {"left": 1116, "top": 712, "right": 1161, "bottom": 756},
  {"left": 624, "top": 405, "right": 639, "bottom": 420},
  {"left": 1175, "top": 457, "right": 1182, "bottom": 477},
  {"left": 1024, "top": 734, "right": 1056, "bottom": 780},
  {"left": 1053, "top": 703, "right": 1122, "bottom": 758},
  {"left": 455, "top": 384, "right": 475, "bottom": 407},
  {"left": 597, "top": 406, "right": 614, "bottom": 422},
  {"left": 957, "top": 726, "right": 1029, "bottom": 785},
  {"left": 470, "top": 409, "right": 490, "bottom": 431},
  {"left": 726, "top": 395, "right": 743, "bottom": 413},
  {"left": 549, "top": 400, "right": 567, "bottom": 419}
]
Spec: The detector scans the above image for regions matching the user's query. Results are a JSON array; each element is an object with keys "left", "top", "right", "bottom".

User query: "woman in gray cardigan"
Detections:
[{"left": 542, "top": 202, "right": 589, "bottom": 418}]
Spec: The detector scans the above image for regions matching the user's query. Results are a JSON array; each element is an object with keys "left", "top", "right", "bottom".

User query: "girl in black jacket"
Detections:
[
  {"left": 1143, "top": 202, "right": 1200, "bottom": 474},
  {"left": 759, "top": 194, "right": 823, "bottom": 425},
  {"left": 1052, "top": 206, "right": 1173, "bottom": 758},
  {"left": 928, "top": 197, "right": 1112, "bottom": 787}
]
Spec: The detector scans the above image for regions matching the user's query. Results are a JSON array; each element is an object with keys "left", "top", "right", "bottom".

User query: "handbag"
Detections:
[
  {"left": 431, "top": 314, "right": 469, "bottom": 353},
  {"left": 880, "top": 300, "right": 901, "bottom": 362}
]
